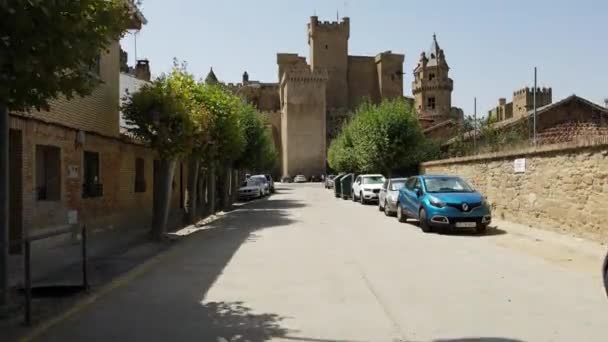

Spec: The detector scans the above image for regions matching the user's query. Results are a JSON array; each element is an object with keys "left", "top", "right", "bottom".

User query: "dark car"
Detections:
[{"left": 264, "top": 174, "right": 275, "bottom": 193}]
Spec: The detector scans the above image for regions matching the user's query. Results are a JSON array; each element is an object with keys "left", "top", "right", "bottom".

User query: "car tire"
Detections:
[
  {"left": 397, "top": 203, "right": 407, "bottom": 223},
  {"left": 603, "top": 251, "right": 608, "bottom": 299},
  {"left": 419, "top": 208, "right": 433, "bottom": 233},
  {"left": 476, "top": 224, "right": 488, "bottom": 235},
  {"left": 378, "top": 200, "right": 384, "bottom": 212}
]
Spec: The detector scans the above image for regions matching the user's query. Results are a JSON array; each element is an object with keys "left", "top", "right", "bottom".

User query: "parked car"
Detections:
[
  {"left": 603, "top": 250, "right": 608, "bottom": 298},
  {"left": 264, "top": 174, "right": 275, "bottom": 193},
  {"left": 325, "top": 174, "right": 336, "bottom": 189},
  {"left": 378, "top": 177, "right": 408, "bottom": 216},
  {"left": 250, "top": 175, "right": 270, "bottom": 195},
  {"left": 352, "top": 174, "right": 386, "bottom": 204},
  {"left": 396, "top": 175, "right": 491, "bottom": 234},
  {"left": 238, "top": 178, "right": 263, "bottom": 200},
  {"left": 294, "top": 174, "right": 307, "bottom": 183}
]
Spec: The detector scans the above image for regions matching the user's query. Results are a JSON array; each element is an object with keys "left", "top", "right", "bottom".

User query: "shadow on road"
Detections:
[
  {"left": 432, "top": 338, "right": 525, "bottom": 342},
  {"left": 442, "top": 226, "right": 507, "bottom": 238}
]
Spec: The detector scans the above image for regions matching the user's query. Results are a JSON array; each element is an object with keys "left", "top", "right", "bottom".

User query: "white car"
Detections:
[
  {"left": 294, "top": 174, "right": 307, "bottom": 183},
  {"left": 238, "top": 178, "right": 264, "bottom": 200},
  {"left": 250, "top": 175, "right": 271, "bottom": 195},
  {"left": 352, "top": 174, "right": 386, "bottom": 204}
]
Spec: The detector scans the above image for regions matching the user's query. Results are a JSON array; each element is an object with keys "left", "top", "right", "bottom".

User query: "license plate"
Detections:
[{"left": 455, "top": 222, "right": 477, "bottom": 228}]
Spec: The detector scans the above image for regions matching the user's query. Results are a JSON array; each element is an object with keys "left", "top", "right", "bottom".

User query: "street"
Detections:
[{"left": 34, "top": 183, "right": 608, "bottom": 342}]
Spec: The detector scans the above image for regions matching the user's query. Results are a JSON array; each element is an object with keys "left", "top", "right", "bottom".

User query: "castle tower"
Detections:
[
  {"left": 512, "top": 87, "right": 552, "bottom": 118},
  {"left": 279, "top": 66, "right": 328, "bottom": 178},
  {"left": 412, "top": 34, "right": 454, "bottom": 121},
  {"left": 308, "top": 16, "right": 349, "bottom": 109}
]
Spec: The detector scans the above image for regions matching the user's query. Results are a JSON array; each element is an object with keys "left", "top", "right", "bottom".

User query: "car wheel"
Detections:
[
  {"left": 384, "top": 200, "right": 392, "bottom": 216},
  {"left": 476, "top": 223, "right": 488, "bottom": 235},
  {"left": 419, "top": 208, "right": 433, "bottom": 233},
  {"left": 603, "top": 252, "right": 608, "bottom": 298},
  {"left": 397, "top": 203, "right": 407, "bottom": 223},
  {"left": 378, "top": 200, "right": 384, "bottom": 212}
]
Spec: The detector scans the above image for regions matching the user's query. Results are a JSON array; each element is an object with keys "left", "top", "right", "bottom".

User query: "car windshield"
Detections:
[
  {"left": 251, "top": 176, "right": 267, "bottom": 183},
  {"left": 423, "top": 177, "right": 474, "bottom": 193},
  {"left": 244, "top": 179, "right": 261, "bottom": 186},
  {"left": 390, "top": 180, "right": 406, "bottom": 191},
  {"left": 362, "top": 176, "right": 384, "bottom": 184}
]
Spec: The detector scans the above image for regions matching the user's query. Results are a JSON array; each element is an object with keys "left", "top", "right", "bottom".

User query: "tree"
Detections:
[
  {"left": 328, "top": 99, "right": 438, "bottom": 176},
  {"left": 234, "top": 104, "right": 278, "bottom": 173},
  {"left": 0, "top": 0, "right": 133, "bottom": 305},
  {"left": 121, "top": 64, "right": 200, "bottom": 240}
]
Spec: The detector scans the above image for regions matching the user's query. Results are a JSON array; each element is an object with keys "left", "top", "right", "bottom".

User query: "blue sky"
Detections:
[{"left": 121, "top": 0, "right": 608, "bottom": 116}]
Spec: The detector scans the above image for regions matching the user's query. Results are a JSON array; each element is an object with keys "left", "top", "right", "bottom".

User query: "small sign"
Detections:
[
  {"left": 67, "top": 165, "right": 79, "bottom": 179},
  {"left": 514, "top": 158, "right": 526, "bottom": 173},
  {"left": 67, "top": 210, "right": 78, "bottom": 224}
]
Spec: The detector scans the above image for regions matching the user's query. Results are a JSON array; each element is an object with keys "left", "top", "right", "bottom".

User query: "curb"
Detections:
[{"left": 17, "top": 209, "right": 236, "bottom": 342}]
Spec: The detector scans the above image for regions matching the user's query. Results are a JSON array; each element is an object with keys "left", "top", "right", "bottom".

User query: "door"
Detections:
[
  {"left": 403, "top": 177, "right": 421, "bottom": 216},
  {"left": 9, "top": 129, "right": 23, "bottom": 254}
]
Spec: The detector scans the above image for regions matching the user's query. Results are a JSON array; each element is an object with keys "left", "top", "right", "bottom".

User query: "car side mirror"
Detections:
[{"left": 415, "top": 188, "right": 422, "bottom": 197}]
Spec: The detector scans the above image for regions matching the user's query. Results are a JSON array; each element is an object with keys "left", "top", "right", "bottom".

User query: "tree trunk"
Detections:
[
  {"left": 0, "top": 103, "right": 8, "bottom": 305},
  {"left": 208, "top": 165, "right": 216, "bottom": 214},
  {"left": 151, "top": 159, "right": 176, "bottom": 241},
  {"left": 185, "top": 157, "right": 199, "bottom": 224}
]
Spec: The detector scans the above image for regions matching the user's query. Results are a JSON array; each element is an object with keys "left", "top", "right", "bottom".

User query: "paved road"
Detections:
[{"left": 35, "top": 183, "right": 608, "bottom": 342}]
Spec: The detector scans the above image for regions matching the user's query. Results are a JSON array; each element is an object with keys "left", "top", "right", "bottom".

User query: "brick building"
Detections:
[{"left": 7, "top": 10, "right": 189, "bottom": 254}]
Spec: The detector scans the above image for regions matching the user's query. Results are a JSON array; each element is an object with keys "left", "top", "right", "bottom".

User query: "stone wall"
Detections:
[
  {"left": 347, "top": 56, "right": 379, "bottom": 109},
  {"left": 420, "top": 141, "right": 608, "bottom": 243}
]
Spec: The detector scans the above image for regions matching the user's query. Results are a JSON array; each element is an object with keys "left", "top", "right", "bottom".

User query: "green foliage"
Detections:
[
  {"left": 193, "top": 84, "right": 245, "bottom": 166},
  {"left": 328, "top": 99, "right": 439, "bottom": 175},
  {"left": 121, "top": 64, "right": 199, "bottom": 159},
  {"left": 233, "top": 104, "right": 278, "bottom": 172},
  {"left": 1, "top": 0, "right": 132, "bottom": 110}
]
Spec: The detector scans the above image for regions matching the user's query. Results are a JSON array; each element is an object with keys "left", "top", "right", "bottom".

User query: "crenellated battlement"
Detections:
[
  {"left": 513, "top": 87, "right": 552, "bottom": 97},
  {"left": 308, "top": 16, "right": 350, "bottom": 38},
  {"left": 283, "top": 67, "right": 328, "bottom": 83}
]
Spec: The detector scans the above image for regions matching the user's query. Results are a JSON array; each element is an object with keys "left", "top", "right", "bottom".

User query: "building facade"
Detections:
[{"left": 489, "top": 87, "right": 552, "bottom": 122}]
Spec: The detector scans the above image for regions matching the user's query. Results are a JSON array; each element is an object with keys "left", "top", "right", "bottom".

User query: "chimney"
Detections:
[{"left": 134, "top": 59, "right": 151, "bottom": 81}]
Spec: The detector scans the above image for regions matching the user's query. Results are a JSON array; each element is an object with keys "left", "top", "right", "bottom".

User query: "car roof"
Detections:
[
  {"left": 389, "top": 177, "right": 408, "bottom": 181},
  {"left": 359, "top": 174, "right": 384, "bottom": 177},
  {"left": 418, "top": 174, "right": 461, "bottom": 179}
]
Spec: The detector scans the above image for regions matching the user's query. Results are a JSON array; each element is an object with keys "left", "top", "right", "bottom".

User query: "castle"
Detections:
[{"left": 212, "top": 16, "right": 461, "bottom": 178}]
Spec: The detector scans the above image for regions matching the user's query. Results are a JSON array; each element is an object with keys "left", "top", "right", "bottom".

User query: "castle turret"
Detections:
[
  {"left": 205, "top": 67, "right": 219, "bottom": 85},
  {"left": 412, "top": 34, "right": 453, "bottom": 121},
  {"left": 513, "top": 86, "right": 552, "bottom": 118},
  {"left": 242, "top": 71, "right": 249, "bottom": 84},
  {"left": 307, "top": 16, "right": 350, "bottom": 109}
]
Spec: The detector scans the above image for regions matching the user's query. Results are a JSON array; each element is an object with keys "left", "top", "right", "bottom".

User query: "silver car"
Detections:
[{"left": 378, "top": 177, "right": 408, "bottom": 216}]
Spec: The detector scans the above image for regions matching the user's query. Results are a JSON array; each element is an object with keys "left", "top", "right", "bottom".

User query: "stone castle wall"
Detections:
[{"left": 420, "top": 141, "right": 608, "bottom": 243}]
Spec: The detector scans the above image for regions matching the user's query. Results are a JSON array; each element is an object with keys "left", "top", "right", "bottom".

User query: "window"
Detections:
[
  {"left": 362, "top": 176, "right": 385, "bottom": 184},
  {"left": 427, "top": 97, "right": 436, "bottom": 109},
  {"left": 83, "top": 151, "right": 102, "bottom": 198},
  {"left": 134, "top": 158, "right": 146, "bottom": 193},
  {"left": 405, "top": 177, "right": 416, "bottom": 190},
  {"left": 423, "top": 177, "right": 474, "bottom": 193},
  {"left": 390, "top": 180, "right": 406, "bottom": 191},
  {"left": 35, "top": 145, "right": 61, "bottom": 201},
  {"left": 429, "top": 73, "right": 435, "bottom": 81}
]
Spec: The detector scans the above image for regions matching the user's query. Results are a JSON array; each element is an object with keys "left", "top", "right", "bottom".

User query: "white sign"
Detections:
[
  {"left": 67, "top": 165, "right": 79, "bottom": 179},
  {"left": 67, "top": 210, "right": 78, "bottom": 224},
  {"left": 514, "top": 158, "right": 526, "bottom": 173}
]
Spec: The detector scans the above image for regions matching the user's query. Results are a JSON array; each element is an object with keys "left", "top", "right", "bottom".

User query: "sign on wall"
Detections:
[
  {"left": 514, "top": 158, "right": 526, "bottom": 173},
  {"left": 67, "top": 165, "right": 79, "bottom": 179}
]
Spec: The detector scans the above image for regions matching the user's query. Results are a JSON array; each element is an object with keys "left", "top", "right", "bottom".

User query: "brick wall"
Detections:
[
  {"left": 21, "top": 41, "right": 121, "bottom": 137},
  {"left": 421, "top": 141, "right": 608, "bottom": 243},
  {"left": 9, "top": 114, "right": 187, "bottom": 238}
]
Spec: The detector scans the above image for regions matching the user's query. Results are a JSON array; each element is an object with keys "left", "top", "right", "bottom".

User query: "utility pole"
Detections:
[
  {"left": 473, "top": 97, "right": 477, "bottom": 154},
  {"left": 533, "top": 67, "right": 537, "bottom": 147}
]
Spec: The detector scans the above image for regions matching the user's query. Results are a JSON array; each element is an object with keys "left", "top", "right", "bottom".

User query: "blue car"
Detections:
[{"left": 396, "top": 175, "right": 492, "bottom": 234}]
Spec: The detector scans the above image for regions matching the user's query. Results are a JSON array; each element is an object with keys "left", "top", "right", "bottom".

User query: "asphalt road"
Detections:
[{"left": 34, "top": 183, "right": 608, "bottom": 342}]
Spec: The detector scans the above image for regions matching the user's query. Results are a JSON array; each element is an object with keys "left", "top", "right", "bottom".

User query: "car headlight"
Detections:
[{"left": 428, "top": 196, "right": 446, "bottom": 208}]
